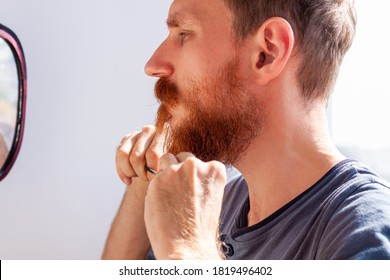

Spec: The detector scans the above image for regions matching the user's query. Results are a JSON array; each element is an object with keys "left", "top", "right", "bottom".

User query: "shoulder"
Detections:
[{"left": 318, "top": 161, "right": 390, "bottom": 259}]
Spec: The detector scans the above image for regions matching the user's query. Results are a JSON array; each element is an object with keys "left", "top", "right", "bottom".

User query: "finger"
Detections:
[
  {"left": 117, "top": 132, "right": 133, "bottom": 148},
  {"left": 144, "top": 129, "right": 165, "bottom": 182},
  {"left": 179, "top": 157, "right": 226, "bottom": 194},
  {"left": 145, "top": 132, "right": 165, "bottom": 171},
  {"left": 145, "top": 165, "right": 157, "bottom": 182},
  {"left": 158, "top": 153, "right": 179, "bottom": 173},
  {"left": 204, "top": 160, "right": 227, "bottom": 186},
  {"left": 201, "top": 161, "right": 227, "bottom": 206},
  {"left": 116, "top": 131, "right": 141, "bottom": 180},
  {"left": 175, "top": 152, "right": 196, "bottom": 163},
  {"left": 130, "top": 125, "right": 157, "bottom": 181},
  {"left": 116, "top": 169, "right": 133, "bottom": 186}
]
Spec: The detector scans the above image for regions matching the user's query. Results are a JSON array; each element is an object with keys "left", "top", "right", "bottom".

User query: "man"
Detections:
[{"left": 102, "top": 0, "right": 390, "bottom": 259}]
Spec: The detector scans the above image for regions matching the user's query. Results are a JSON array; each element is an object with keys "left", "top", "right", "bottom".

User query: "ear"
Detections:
[{"left": 250, "top": 17, "right": 295, "bottom": 85}]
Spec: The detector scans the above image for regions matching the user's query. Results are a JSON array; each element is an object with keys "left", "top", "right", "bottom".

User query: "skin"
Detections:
[{"left": 102, "top": 0, "right": 345, "bottom": 260}]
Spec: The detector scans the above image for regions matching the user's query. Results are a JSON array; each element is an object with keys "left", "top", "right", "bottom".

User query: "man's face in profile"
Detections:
[{"left": 146, "top": 0, "right": 263, "bottom": 164}]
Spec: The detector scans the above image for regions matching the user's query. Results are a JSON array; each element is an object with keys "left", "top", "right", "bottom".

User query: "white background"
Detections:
[
  {"left": 0, "top": 0, "right": 389, "bottom": 259},
  {"left": 332, "top": 0, "right": 390, "bottom": 179}
]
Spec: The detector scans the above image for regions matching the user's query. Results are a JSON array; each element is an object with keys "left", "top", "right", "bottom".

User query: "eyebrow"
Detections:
[{"left": 166, "top": 13, "right": 198, "bottom": 29}]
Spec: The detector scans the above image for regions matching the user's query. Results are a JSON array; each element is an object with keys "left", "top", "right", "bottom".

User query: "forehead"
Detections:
[{"left": 167, "top": 0, "right": 232, "bottom": 28}]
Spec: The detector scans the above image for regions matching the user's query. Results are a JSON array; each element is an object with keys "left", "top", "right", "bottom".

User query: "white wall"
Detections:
[
  {"left": 332, "top": 0, "right": 390, "bottom": 180},
  {"left": 0, "top": 0, "right": 171, "bottom": 259}
]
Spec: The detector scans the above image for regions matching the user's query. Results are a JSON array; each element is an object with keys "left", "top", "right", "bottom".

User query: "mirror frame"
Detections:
[{"left": 0, "top": 23, "right": 27, "bottom": 181}]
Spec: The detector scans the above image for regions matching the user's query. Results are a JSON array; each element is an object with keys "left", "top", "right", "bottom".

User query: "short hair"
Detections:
[{"left": 223, "top": 0, "right": 357, "bottom": 102}]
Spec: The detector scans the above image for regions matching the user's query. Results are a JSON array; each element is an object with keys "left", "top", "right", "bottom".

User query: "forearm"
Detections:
[{"left": 102, "top": 179, "right": 150, "bottom": 259}]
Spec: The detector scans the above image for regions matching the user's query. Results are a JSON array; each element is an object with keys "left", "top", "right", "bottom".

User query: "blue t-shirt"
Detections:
[{"left": 219, "top": 160, "right": 390, "bottom": 259}]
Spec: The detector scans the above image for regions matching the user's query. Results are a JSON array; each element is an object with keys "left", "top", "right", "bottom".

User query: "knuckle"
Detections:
[
  {"left": 159, "top": 153, "right": 174, "bottom": 164},
  {"left": 116, "top": 144, "right": 128, "bottom": 156},
  {"left": 180, "top": 157, "right": 199, "bottom": 177},
  {"left": 146, "top": 146, "right": 161, "bottom": 159},
  {"left": 183, "top": 156, "right": 199, "bottom": 169},
  {"left": 122, "top": 131, "right": 139, "bottom": 141},
  {"left": 142, "top": 125, "right": 155, "bottom": 134},
  {"left": 147, "top": 146, "right": 161, "bottom": 157},
  {"left": 117, "top": 131, "right": 139, "bottom": 152},
  {"left": 208, "top": 161, "right": 227, "bottom": 180},
  {"left": 129, "top": 150, "right": 143, "bottom": 164},
  {"left": 166, "top": 163, "right": 179, "bottom": 174},
  {"left": 162, "top": 164, "right": 180, "bottom": 181},
  {"left": 119, "top": 135, "right": 129, "bottom": 143},
  {"left": 208, "top": 160, "right": 225, "bottom": 170}
]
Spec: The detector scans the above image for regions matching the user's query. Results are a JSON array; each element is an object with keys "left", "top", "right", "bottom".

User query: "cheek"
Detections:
[
  {"left": 176, "top": 45, "right": 222, "bottom": 82},
  {"left": 176, "top": 61, "right": 203, "bottom": 85}
]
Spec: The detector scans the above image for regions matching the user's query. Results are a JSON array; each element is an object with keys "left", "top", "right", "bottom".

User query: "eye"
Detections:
[{"left": 178, "top": 31, "right": 190, "bottom": 45}]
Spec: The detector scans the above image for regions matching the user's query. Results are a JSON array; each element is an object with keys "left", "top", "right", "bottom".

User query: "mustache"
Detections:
[
  {"left": 154, "top": 77, "right": 180, "bottom": 107},
  {"left": 154, "top": 77, "right": 179, "bottom": 137}
]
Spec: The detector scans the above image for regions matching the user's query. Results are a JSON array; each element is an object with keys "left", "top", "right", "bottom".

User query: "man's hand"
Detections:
[
  {"left": 144, "top": 152, "right": 227, "bottom": 259},
  {"left": 116, "top": 125, "right": 163, "bottom": 185},
  {"left": 102, "top": 125, "right": 163, "bottom": 259}
]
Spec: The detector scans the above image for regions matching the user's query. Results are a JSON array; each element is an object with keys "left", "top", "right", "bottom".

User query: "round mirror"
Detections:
[{"left": 0, "top": 24, "right": 27, "bottom": 181}]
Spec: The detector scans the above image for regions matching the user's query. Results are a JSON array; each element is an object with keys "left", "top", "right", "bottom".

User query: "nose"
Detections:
[{"left": 144, "top": 41, "right": 174, "bottom": 78}]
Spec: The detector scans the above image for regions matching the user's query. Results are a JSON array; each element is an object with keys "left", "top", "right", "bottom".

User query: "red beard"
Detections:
[{"left": 154, "top": 59, "right": 263, "bottom": 165}]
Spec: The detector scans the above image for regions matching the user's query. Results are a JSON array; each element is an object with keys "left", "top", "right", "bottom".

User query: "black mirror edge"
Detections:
[{"left": 0, "top": 23, "right": 27, "bottom": 181}]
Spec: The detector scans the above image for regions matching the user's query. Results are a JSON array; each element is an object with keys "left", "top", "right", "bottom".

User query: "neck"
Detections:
[{"left": 234, "top": 100, "right": 345, "bottom": 226}]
